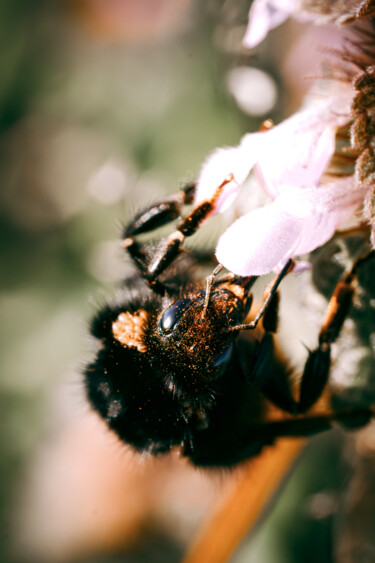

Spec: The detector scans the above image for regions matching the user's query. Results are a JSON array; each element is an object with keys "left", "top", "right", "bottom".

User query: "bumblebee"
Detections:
[{"left": 85, "top": 178, "right": 374, "bottom": 468}]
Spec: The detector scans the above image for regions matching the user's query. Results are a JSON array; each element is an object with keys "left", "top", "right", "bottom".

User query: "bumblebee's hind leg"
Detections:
[
  {"left": 247, "top": 405, "right": 374, "bottom": 452},
  {"left": 296, "top": 250, "right": 375, "bottom": 413},
  {"left": 247, "top": 251, "right": 375, "bottom": 416},
  {"left": 186, "top": 404, "right": 374, "bottom": 467},
  {"left": 291, "top": 251, "right": 375, "bottom": 414}
]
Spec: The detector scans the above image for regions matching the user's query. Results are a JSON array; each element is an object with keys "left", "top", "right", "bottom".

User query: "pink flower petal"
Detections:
[
  {"left": 195, "top": 94, "right": 353, "bottom": 215},
  {"left": 254, "top": 96, "right": 352, "bottom": 197},
  {"left": 216, "top": 178, "right": 368, "bottom": 276},
  {"left": 215, "top": 202, "right": 304, "bottom": 276},
  {"left": 242, "top": 0, "right": 323, "bottom": 48},
  {"left": 255, "top": 124, "right": 335, "bottom": 197},
  {"left": 243, "top": 0, "right": 295, "bottom": 49},
  {"left": 194, "top": 133, "right": 264, "bottom": 213}
]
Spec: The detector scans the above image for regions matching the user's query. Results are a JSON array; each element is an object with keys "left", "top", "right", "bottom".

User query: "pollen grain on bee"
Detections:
[{"left": 112, "top": 310, "right": 148, "bottom": 353}]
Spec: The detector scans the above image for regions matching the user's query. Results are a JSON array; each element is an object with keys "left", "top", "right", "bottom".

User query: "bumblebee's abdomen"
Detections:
[
  {"left": 109, "top": 398, "right": 185, "bottom": 455},
  {"left": 85, "top": 343, "right": 186, "bottom": 455}
]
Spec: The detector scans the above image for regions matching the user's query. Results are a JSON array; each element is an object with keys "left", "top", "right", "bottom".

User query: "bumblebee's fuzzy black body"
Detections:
[
  {"left": 86, "top": 270, "right": 287, "bottom": 467},
  {"left": 85, "top": 182, "right": 374, "bottom": 468}
]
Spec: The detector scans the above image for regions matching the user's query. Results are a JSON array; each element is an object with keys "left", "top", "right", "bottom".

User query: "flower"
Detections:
[
  {"left": 194, "top": 88, "right": 369, "bottom": 275},
  {"left": 193, "top": 0, "right": 375, "bottom": 276},
  {"left": 243, "top": 0, "right": 369, "bottom": 48},
  {"left": 243, "top": 0, "right": 302, "bottom": 49},
  {"left": 196, "top": 92, "right": 351, "bottom": 206},
  {"left": 215, "top": 178, "right": 368, "bottom": 275}
]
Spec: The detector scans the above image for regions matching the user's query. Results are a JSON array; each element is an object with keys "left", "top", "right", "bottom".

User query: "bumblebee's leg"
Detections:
[
  {"left": 252, "top": 406, "right": 374, "bottom": 444},
  {"left": 186, "top": 405, "right": 374, "bottom": 468},
  {"left": 246, "top": 251, "right": 375, "bottom": 415},
  {"left": 237, "top": 406, "right": 373, "bottom": 466},
  {"left": 124, "top": 176, "right": 234, "bottom": 287},
  {"left": 297, "top": 250, "right": 375, "bottom": 413},
  {"left": 123, "top": 182, "right": 196, "bottom": 276},
  {"left": 229, "top": 259, "right": 295, "bottom": 333},
  {"left": 201, "top": 264, "right": 224, "bottom": 317},
  {"left": 246, "top": 288, "right": 300, "bottom": 414},
  {"left": 231, "top": 267, "right": 299, "bottom": 413}
]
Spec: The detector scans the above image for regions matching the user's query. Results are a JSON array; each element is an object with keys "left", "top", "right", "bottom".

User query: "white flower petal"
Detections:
[
  {"left": 216, "top": 178, "right": 368, "bottom": 276},
  {"left": 273, "top": 187, "right": 338, "bottom": 256},
  {"left": 243, "top": 0, "right": 295, "bottom": 48},
  {"left": 256, "top": 125, "right": 335, "bottom": 197},
  {"left": 215, "top": 202, "right": 303, "bottom": 275},
  {"left": 194, "top": 132, "right": 264, "bottom": 213},
  {"left": 195, "top": 94, "right": 353, "bottom": 215},
  {"left": 242, "top": 0, "right": 329, "bottom": 48},
  {"left": 254, "top": 97, "right": 352, "bottom": 197},
  {"left": 289, "top": 177, "right": 368, "bottom": 256}
]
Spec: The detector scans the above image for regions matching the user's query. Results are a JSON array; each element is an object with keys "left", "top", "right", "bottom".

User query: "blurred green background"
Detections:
[
  {"left": 1, "top": 1, "right": 374, "bottom": 562},
  {"left": 0, "top": 2, "right": 255, "bottom": 561}
]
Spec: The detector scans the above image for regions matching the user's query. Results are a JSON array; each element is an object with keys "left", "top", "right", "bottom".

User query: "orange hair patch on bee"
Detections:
[{"left": 112, "top": 310, "right": 148, "bottom": 353}]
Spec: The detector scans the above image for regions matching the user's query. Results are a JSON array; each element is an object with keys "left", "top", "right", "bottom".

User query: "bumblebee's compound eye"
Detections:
[
  {"left": 213, "top": 343, "right": 233, "bottom": 368},
  {"left": 160, "top": 297, "right": 193, "bottom": 333}
]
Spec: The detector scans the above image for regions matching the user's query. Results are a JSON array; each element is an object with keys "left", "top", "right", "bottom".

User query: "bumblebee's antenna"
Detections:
[{"left": 201, "top": 264, "right": 224, "bottom": 319}]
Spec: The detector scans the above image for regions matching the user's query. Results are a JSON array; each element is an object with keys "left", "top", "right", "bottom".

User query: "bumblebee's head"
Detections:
[{"left": 150, "top": 284, "right": 251, "bottom": 389}]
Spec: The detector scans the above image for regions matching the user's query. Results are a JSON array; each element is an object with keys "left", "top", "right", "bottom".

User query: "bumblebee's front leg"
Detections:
[
  {"left": 123, "top": 176, "right": 234, "bottom": 289},
  {"left": 123, "top": 182, "right": 195, "bottom": 278}
]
